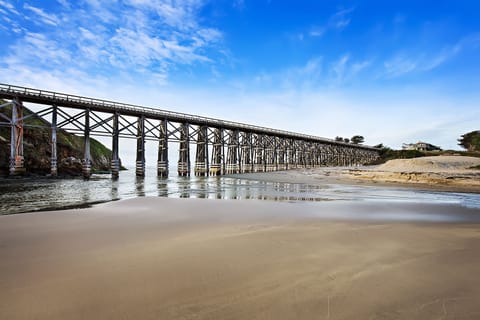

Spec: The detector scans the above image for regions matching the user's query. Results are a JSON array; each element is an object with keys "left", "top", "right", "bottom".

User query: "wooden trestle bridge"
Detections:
[{"left": 0, "top": 83, "right": 379, "bottom": 178}]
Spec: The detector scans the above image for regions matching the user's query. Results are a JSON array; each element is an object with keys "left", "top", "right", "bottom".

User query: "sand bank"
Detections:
[
  {"left": 234, "top": 156, "right": 480, "bottom": 193},
  {"left": 346, "top": 156, "right": 480, "bottom": 192},
  {"left": 1, "top": 197, "right": 480, "bottom": 319}
]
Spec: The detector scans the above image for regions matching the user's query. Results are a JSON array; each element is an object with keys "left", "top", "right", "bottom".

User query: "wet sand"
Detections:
[{"left": 1, "top": 197, "right": 480, "bottom": 319}]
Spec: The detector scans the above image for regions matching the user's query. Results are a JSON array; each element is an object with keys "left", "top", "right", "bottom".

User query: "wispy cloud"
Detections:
[
  {"left": 351, "top": 60, "right": 372, "bottom": 75},
  {"left": 0, "top": 0, "right": 20, "bottom": 30},
  {"left": 0, "top": 0, "right": 223, "bottom": 85},
  {"left": 384, "top": 55, "right": 417, "bottom": 78},
  {"left": 305, "top": 7, "right": 354, "bottom": 39},
  {"left": 329, "top": 7, "right": 355, "bottom": 30},
  {"left": 332, "top": 54, "right": 350, "bottom": 82},
  {"left": 309, "top": 26, "right": 326, "bottom": 37},
  {"left": 383, "top": 33, "right": 480, "bottom": 78},
  {"left": 249, "top": 57, "right": 324, "bottom": 91},
  {"left": 331, "top": 54, "right": 372, "bottom": 84},
  {"left": 56, "top": 0, "right": 71, "bottom": 8},
  {"left": 5, "top": 32, "right": 72, "bottom": 66},
  {"left": 250, "top": 53, "right": 372, "bottom": 91},
  {"left": 0, "top": 0, "right": 19, "bottom": 15},
  {"left": 23, "top": 4, "right": 59, "bottom": 26}
]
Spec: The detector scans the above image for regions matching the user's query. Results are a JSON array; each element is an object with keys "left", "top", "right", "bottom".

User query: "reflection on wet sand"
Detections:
[
  {"left": 1, "top": 167, "right": 480, "bottom": 215},
  {"left": 135, "top": 176, "right": 145, "bottom": 197}
]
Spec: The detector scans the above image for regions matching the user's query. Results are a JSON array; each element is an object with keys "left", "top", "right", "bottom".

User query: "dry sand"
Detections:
[
  {"left": 1, "top": 197, "right": 480, "bottom": 319},
  {"left": 345, "top": 156, "right": 480, "bottom": 191}
]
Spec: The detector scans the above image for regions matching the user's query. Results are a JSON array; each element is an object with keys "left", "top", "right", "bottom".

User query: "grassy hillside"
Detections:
[{"left": 0, "top": 102, "right": 115, "bottom": 176}]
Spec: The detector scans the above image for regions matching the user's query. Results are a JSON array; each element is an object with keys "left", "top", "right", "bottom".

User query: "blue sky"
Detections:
[{"left": 1, "top": 0, "right": 479, "bottom": 153}]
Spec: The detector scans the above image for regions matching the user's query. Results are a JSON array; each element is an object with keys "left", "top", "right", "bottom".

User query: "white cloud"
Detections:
[
  {"left": 56, "top": 0, "right": 71, "bottom": 8},
  {"left": 1, "top": 0, "right": 223, "bottom": 85},
  {"left": 351, "top": 60, "right": 372, "bottom": 75},
  {"left": 280, "top": 57, "right": 323, "bottom": 90},
  {"left": 329, "top": 7, "right": 355, "bottom": 30},
  {"left": 384, "top": 55, "right": 417, "bottom": 78},
  {"left": 78, "top": 27, "right": 98, "bottom": 42},
  {"left": 125, "top": 0, "right": 206, "bottom": 30},
  {"left": 328, "top": 54, "right": 372, "bottom": 85},
  {"left": 383, "top": 33, "right": 480, "bottom": 78},
  {"left": 23, "top": 3, "right": 59, "bottom": 26},
  {"left": 0, "top": 0, "right": 19, "bottom": 15},
  {"left": 332, "top": 54, "right": 350, "bottom": 82},
  {"left": 249, "top": 54, "right": 373, "bottom": 90},
  {"left": 5, "top": 32, "right": 72, "bottom": 66},
  {"left": 303, "top": 7, "right": 353, "bottom": 39},
  {"left": 309, "top": 26, "right": 325, "bottom": 37}
]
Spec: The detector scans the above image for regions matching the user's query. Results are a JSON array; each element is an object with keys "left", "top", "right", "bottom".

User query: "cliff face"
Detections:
[{"left": 0, "top": 103, "right": 114, "bottom": 176}]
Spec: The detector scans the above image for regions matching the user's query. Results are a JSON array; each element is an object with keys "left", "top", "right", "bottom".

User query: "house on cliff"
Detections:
[{"left": 402, "top": 141, "right": 442, "bottom": 152}]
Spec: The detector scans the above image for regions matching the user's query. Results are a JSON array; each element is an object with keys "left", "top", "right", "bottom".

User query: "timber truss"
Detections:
[{"left": 0, "top": 83, "right": 379, "bottom": 178}]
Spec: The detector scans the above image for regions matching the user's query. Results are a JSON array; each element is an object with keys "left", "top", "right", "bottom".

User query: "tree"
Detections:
[
  {"left": 334, "top": 136, "right": 343, "bottom": 142},
  {"left": 351, "top": 135, "right": 365, "bottom": 144},
  {"left": 458, "top": 130, "right": 480, "bottom": 151},
  {"left": 343, "top": 138, "right": 350, "bottom": 143}
]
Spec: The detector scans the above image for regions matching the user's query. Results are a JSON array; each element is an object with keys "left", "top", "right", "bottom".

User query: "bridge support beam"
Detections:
[
  {"left": 277, "top": 145, "right": 285, "bottom": 171},
  {"left": 9, "top": 98, "right": 25, "bottom": 176},
  {"left": 111, "top": 112, "right": 120, "bottom": 178},
  {"left": 210, "top": 128, "right": 223, "bottom": 176},
  {"left": 194, "top": 126, "right": 209, "bottom": 176},
  {"left": 178, "top": 123, "right": 190, "bottom": 177},
  {"left": 265, "top": 143, "right": 275, "bottom": 172},
  {"left": 157, "top": 119, "right": 169, "bottom": 177},
  {"left": 253, "top": 134, "right": 264, "bottom": 172},
  {"left": 136, "top": 115, "right": 146, "bottom": 177},
  {"left": 226, "top": 130, "right": 239, "bottom": 174},
  {"left": 240, "top": 132, "right": 252, "bottom": 173},
  {"left": 83, "top": 109, "right": 91, "bottom": 178},
  {"left": 286, "top": 143, "right": 293, "bottom": 170},
  {"left": 51, "top": 105, "right": 58, "bottom": 177}
]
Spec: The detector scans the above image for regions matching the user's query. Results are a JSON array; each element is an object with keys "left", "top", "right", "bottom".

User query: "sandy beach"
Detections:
[
  {"left": 345, "top": 156, "right": 480, "bottom": 192},
  {"left": 1, "top": 196, "right": 480, "bottom": 320}
]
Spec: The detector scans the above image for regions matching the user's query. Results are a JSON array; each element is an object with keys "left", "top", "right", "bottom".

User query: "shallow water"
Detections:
[{"left": 1, "top": 167, "right": 480, "bottom": 215}]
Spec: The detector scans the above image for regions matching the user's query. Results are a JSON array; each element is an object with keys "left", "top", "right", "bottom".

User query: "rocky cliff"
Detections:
[{"left": 0, "top": 102, "right": 115, "bottom": 176}]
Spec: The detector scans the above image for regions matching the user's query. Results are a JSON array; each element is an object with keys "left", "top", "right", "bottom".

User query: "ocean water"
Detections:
[{"left": 1, "top": 166, "right": 480, "bottom": 215}]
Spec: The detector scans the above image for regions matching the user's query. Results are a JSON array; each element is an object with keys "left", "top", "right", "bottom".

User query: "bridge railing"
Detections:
[{"left": 0, "top": 83, "right": 377, "bottom": 150}]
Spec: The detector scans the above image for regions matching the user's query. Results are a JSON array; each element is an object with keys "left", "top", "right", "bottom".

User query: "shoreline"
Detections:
[
  {"left": 231, "top": 166, "right": 480, "bottom": 194},
  {"left": 2, "top": 163, "right": 480, "bottom": 216}
]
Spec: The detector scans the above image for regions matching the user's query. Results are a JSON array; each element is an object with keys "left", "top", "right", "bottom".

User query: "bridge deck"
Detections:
[{"left": 0, "top": 83, "right": 376, "bottom": 151}]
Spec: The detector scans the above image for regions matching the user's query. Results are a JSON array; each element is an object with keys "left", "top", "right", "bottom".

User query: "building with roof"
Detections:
[{"left": 402, "top": 141, "right": 442, "bottom": 151}]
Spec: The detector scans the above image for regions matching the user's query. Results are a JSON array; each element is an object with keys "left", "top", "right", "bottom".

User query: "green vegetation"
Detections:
[
  {"left": 458, "top": 130, "right": 480, "bottom": 151},
  {"left": 351, "top": 135, "right": 365, "bottom": 144},
  {"left": 369, "top": 143, "right": 480, "bottom": 165},
  {"left": 334, "top": 135, "right": 365, "bottom": 144},
  {"left": 0, "top": 103, "right": 114, "bottom": 175},
  {"left": 369, "top": 145, "right": 426, "bottom": 165}
]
